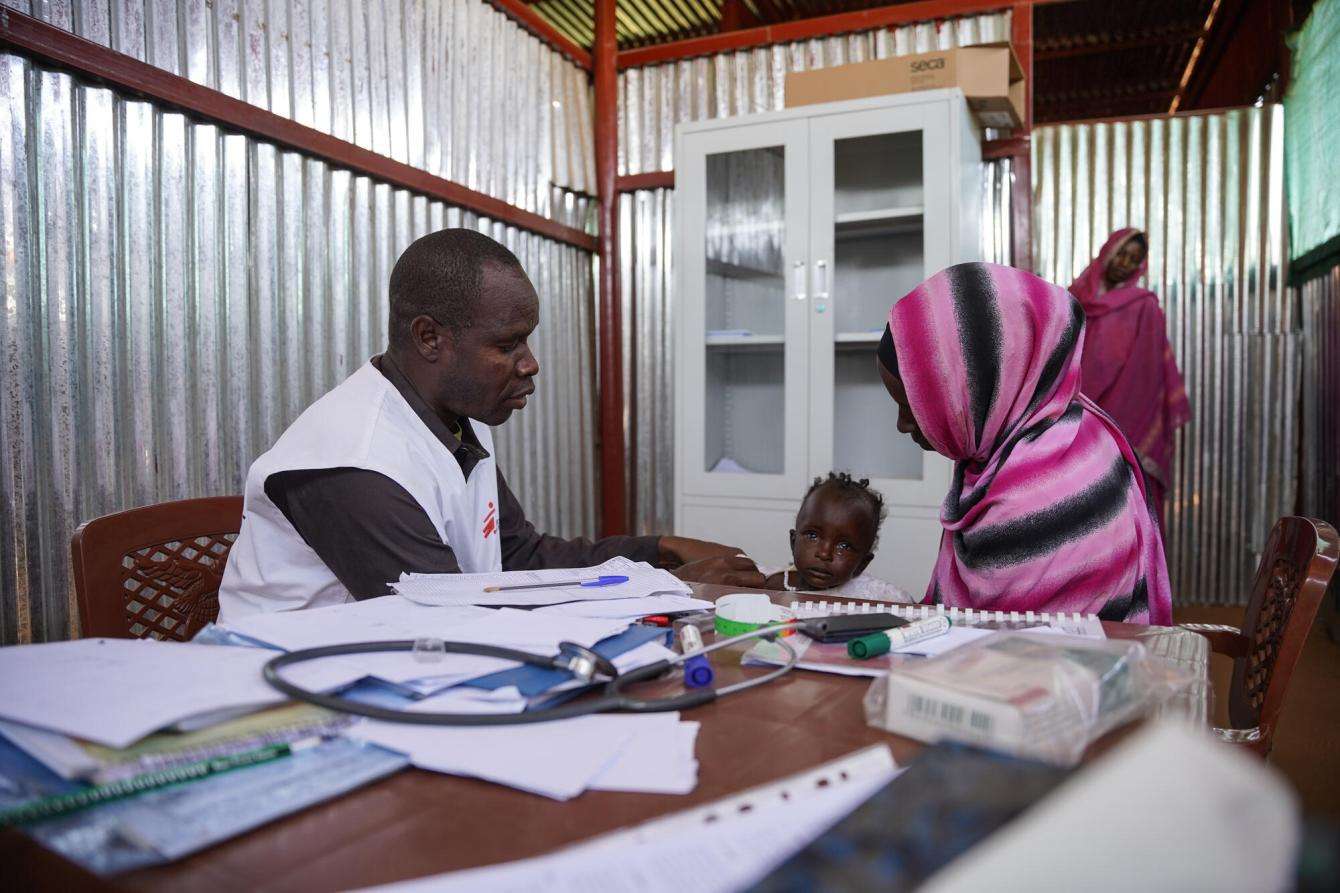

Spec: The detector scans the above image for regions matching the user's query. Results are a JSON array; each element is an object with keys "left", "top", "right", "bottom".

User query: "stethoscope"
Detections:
[{"left": 262, "top": 620, "right": 806, "bottom": 725}]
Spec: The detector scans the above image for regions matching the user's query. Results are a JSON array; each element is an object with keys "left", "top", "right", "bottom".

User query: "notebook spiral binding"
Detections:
[{"left": 788, "top": 600, "right": 1098, "bottom": 627}]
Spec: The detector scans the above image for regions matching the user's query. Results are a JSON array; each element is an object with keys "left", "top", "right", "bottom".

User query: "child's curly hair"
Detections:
[{"left": 803, "top": 472, "right": 888, "bottom": 548}]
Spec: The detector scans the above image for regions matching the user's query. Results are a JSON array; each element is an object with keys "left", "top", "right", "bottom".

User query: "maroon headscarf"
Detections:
[{"left": 1069, "top": 229, "right": 1190, "bottom": 520}]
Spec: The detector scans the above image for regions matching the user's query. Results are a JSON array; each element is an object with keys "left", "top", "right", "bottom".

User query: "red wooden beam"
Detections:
[
  {"left": 484, "top": 0, "right": 593, "bottom": 69},
  {"left": 983, "top": 135, "right": 1029, "bottom": 159},
  {"left": 594, "top": 0, "right": 629, "bottom": 536},
  {"left": 616, "top": 170, "right": 677, "bottom": 191},
  {"left": 0, "top": 7, "right": 597, "bottom": 253},
  {"left": 617, "top": 0, "right": 1068, "bottom": 69},
  {"left": 1010, "top": 1, "right": 1033, "bottom": 272}
]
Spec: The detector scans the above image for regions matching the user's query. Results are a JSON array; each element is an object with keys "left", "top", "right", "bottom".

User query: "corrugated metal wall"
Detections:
[
  {"left": 1033, "top": 106, "right": 1295, "bottom": 605},
  {"left": 614, "top": 11, "right": 1013, "bottom": 534},
  {"left": 0, "top": 1, "right": 598, "bottom": 644},
  {"left": 1300, "top": 264, "right": 1340, "bottom": 529},
  {"left": 0, "top": 0, "right": 597, "bottom": 219}
]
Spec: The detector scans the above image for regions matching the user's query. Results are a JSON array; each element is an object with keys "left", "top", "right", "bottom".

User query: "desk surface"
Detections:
[{"left": 2, "top": 588, "right": 1202, "bottom": 892}]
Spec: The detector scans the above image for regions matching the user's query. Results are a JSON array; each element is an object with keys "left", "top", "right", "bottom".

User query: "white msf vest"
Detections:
[{"left": 219, "top": 362, "right": 502, "bottom": 621}]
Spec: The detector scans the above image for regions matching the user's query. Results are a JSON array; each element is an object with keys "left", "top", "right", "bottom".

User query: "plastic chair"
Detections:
[
  {"left": 71, "top": 496, "right": 244, "bottom": 640},
  {"left": 1180, "top": 516, "right": 1339, "bottom": 758}
]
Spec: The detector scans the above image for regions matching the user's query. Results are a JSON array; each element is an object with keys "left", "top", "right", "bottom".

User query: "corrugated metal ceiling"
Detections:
[
  {"left": 531, "top": 0, "right": 1251, "bottom": 123},
  {"left": 532, "top": 0, "right": 939, "bottom": 48},
  {"left": 1034, "top": 0, "right": 1213, "bottom": 122}
]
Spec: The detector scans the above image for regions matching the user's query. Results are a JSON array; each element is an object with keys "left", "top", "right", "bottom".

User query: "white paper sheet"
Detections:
[
  {"left": 221, "top": 599, "right": 493, "bottom": 650},
  {"left": 405, "top": 686, "right": 528, "bottom": 715},
  {"left": 348, "top": 713, "right": 689, "bottom": 801},
  {"left": 587, "top": 720, "right": 699, "bottom": 795},
  {"left": 0, "top": 639, "right": 287, "bottom": 748},
  {"left": 227, "top": 602, "right": 631, "bottom": 685},
  {"left": 359, "top": 745, "right": 900, "bottom": 893},
  {"left": 535, "top": 594, "right": 712, "bottom": 620},
  {"left": 893, "top": 625, "right": 993, "bottom": 657},
  {"left": 743, "top": 626, "right": 995, "bottom": 677},
  {"left": 392, "top": 557, "right": 691, "bottom": 608}
]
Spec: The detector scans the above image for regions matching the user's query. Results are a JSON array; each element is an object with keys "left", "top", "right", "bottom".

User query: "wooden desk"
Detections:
[{"left": 2, "top": 588, "right": 1205, "bottom": 892}]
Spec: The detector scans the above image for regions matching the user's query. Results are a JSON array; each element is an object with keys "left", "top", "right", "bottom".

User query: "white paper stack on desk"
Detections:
[
  {"left": 222, "top": 598, "right": 635, "bottom": 691},
  {"left": 0, "top": 563, "right": 709, "bottom": 806},
  {"left": 392, "top": 556, "right": 693, "bottom": 608},
  {"left": 350, "top": 712, "right": 700, "bottom": 800}
]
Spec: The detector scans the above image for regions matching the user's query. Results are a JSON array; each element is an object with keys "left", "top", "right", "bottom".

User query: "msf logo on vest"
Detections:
[{"left": 482, "top": 501, "right": 498, "bottom": 539}]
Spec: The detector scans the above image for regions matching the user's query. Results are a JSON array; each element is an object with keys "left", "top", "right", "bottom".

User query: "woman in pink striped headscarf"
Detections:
[{"left": 876, "top": 262, "right": 1173, "bottom": 624}]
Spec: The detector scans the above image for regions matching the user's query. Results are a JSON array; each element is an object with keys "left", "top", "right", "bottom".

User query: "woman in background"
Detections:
[
  {"left": 878, "top": 262, "right": 1173, "bottom": 624},
  {"left": 1069, "top": 228, "right": 1190, "bottom": 525}
]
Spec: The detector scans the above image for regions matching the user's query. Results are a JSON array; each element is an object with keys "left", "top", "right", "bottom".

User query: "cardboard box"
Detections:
[{"left": 785, "top": 43, "right": 1025, "bottom": 129}]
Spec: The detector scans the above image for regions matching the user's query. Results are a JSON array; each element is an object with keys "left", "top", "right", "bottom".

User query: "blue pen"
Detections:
[{"left": 482, "top": 574, "right": 629, "bottom": 593}]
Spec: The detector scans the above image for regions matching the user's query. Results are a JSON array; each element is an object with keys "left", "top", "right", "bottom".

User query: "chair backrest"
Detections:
[
  {"left": 1229, "top": 516, "right": 1339, "bottom": 756},
  {"left": 71, "top": 496, "right": 245, "bottom": 640}
]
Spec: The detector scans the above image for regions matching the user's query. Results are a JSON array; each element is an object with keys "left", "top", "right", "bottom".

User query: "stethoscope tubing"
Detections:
[{"left": 261, "top": 620, "right": 804, "bottom": 726}]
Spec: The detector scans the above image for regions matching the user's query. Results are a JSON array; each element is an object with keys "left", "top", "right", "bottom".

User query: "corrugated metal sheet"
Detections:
[
  {"left": 617, "top": 11, "right": 1012, "bottom": 174},
  {"left": 614, "top": 12, "right": 1013, "bottom": 534},
  {"left": 619, "top": 188, "right": 675, "bottom": 536},
  {"left": 1033, "top": 105, "right": 1295, "bottom": 605},
  {"left": 1300, "top": 264, "right": 1340, "bottom": 529},
  {"left": 0, "top": 46, "right": 596, "bottom": 644},
  {"left": 531, "top": 0, "right": 934, "bottom": 49},
  {"left": 0, "top": 0, "right": 597, "bottom": 223}
]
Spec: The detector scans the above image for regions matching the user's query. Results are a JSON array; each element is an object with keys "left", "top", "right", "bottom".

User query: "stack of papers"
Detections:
[
  {"left": 350, "top": 711, "right": 699, "bottom": 800},
  {"left": 392, "top": 557, "right": 692, "bottom": 608},
  {"left": 0, "top": 639, "right": 299, "bottom": 748},
  {"left": 223, "top": 600, "right": 632, "bottom": 691}
]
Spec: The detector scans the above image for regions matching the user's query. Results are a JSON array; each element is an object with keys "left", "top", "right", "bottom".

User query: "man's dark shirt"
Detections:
[{"left": 265, "top": 354, "right": 660, "bottom": 598}]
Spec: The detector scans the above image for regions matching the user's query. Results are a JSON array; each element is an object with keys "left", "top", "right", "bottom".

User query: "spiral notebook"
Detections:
[{"left": 788, "top": 600, "right": 1106, "bottom": 638}]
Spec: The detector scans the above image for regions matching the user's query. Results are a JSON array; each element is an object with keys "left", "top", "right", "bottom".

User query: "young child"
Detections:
[{"left": 759, "top": 472, "right": 911, "bottom": 603}]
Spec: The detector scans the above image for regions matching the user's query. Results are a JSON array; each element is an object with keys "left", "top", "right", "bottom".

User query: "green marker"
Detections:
[{"left": 847, "top": 632, "right": 892, "bottom": 660}]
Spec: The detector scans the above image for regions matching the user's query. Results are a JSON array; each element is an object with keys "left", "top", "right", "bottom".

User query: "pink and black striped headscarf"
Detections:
[{"left": 886, "top": 262, "right": 1172, "bottom": 624}]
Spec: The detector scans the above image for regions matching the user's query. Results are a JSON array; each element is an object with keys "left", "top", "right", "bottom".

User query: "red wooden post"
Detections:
[
  {"left": 1010, "top": 1, "right": 1034, "bottom": 272},
  {"left": 594, "top": 0, "right": 629, "bottom": 536}
]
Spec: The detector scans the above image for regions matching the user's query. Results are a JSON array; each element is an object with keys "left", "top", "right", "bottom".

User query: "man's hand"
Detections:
[
  {"left": 657, "top": 535, "right": 745, "bottom": 569},
  {"left": 670, "top": 555, "right": 766, "bottom": 588}
]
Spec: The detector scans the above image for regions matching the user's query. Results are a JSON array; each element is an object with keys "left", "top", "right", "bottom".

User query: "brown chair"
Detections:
[
  {"left": 71, "top": 496, "right": 244, "bottom": 640},
  {"left": 1180, "top": 516, "right": 1339, "bottom": 758}
]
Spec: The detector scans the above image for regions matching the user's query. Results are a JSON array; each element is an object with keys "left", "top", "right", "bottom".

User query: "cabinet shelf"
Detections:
[
  {"left": 705, "top": 257, "right": 784, "bottom": 281},
  {"left": 706, "top": 333, "right": 785, "bottom": 351},
  {"left": 835, "top": 332, "right": 884, "bottom": 348},
  {"left": 835, "top": 206, "right": 924, "bottom": 240},
  {"left": 834, "top": 206, "right": 923, "bottom": 224}
]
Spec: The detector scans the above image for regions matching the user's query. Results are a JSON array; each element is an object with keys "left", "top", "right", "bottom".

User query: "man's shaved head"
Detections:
[{"left": 388, "top": 228, "right": 525, "bottom": 347}]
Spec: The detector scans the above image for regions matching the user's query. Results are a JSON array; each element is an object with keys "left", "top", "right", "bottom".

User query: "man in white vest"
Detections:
[{"left": 219, "top": 229, "right": 762, "bottom": 620}]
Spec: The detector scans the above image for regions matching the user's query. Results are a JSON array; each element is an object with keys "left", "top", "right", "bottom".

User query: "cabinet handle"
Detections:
[
  {"left": 814, "top": 259, "right": 829, "bottom": 309},
  {"left": 792, "top": 260, "right": 807, "bottom": 301}
]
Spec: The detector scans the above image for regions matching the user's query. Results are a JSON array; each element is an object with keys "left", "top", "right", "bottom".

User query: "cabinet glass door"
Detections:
[
  {"left": 679, "top": 121, "right": 810, "bottom": 498},
  {"left": 807, "top": 104, "right": 952, "bottom": 506}
]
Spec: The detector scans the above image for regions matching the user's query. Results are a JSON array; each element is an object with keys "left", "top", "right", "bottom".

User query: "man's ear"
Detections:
[
  {"left": 789, "top": 529, "right": 797, "bottom": 552},
  {"left": 410, "top": 315, "right": 447, "bottom": 362},
  {"left": 854, "top": 552, "right": 874, "bottom": 578}
]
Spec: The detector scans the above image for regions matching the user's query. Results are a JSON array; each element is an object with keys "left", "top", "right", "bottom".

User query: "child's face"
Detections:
[{"left": 788, "top": 488, "right": 876, "bottom": 590}]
